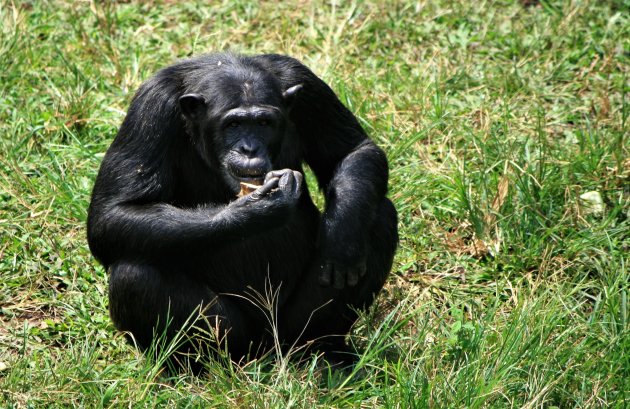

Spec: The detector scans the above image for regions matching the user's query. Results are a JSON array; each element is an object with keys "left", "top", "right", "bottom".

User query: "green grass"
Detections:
[{"left": 1, "top": 0, "right": 628, "bottom": 407}]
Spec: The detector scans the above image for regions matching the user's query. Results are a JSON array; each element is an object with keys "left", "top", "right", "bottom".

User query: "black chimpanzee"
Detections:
[{"left": 87, "top": 53, "right": 397, "bottom": 369}]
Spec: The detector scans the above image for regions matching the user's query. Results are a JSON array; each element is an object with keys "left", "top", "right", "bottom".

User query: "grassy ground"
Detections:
[{"left": 0, "top": 0, "right": 628, "bottom": 407}]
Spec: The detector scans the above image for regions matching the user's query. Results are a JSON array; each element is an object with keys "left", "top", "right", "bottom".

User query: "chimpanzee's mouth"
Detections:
[
  {"left": 228, "top": 166, "right": 266, "bottom": 186},
  {"left": 227, "top": 155, "right": 271, "bottom": 188},
  {"left": 236, "top": 176, "right": 264, "bottom": 185}
]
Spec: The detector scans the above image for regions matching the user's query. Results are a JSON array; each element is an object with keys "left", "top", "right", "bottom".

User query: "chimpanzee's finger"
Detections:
[
  {"left": 278, "top": 169, "right": 295, "bottom": 191},
  {"left": 251, "top": 177, "right": 279, "bottom": 199},
  {"left": 292, "top": 171, "right": 303, "bottom": 195},
  {"left": 264, "top": 169, "right": 291, "bottom": 184},
  {"left": 346, "top": 269, "right": 359, "bottom": 286},
  {"left": 318, "top": 263, "right": 333, "bottom": 286},
  {"left": 333, "top": 266, "right": 346, "bottom": 289},
  {"left": 359, "top": 263, "right": 367, "bottom": 277}
]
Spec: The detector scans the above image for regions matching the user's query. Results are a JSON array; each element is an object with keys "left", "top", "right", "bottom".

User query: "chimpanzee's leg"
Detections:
[
  {"left": 108, "top": 262, "right": 266, "bottom": 370},
  {"left": 278, "top": 198, "right": 398, "bottom": 357}
]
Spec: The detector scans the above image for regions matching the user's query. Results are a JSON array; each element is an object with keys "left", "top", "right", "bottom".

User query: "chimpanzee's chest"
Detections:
[{"left": 197, "top": 201, "right": 320, "bottom": 299}]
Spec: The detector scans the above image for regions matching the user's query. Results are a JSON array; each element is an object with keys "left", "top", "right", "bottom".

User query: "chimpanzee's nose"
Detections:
[{"left": 237, "top": 140, "right": 260, "bottom": 157}]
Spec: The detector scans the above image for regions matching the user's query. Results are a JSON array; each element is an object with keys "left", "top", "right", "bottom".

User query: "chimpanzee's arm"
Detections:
[
  {"left": 255, "top": 55, "right": 390, "bottom": 288},
  {"left": 86, "top": 69, "right": 301, "bottom": 267},
  {"left": 87, "top": 170, "right": 300, "bottom": 267}
]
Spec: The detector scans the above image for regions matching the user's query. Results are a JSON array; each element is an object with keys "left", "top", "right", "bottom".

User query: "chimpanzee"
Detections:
[{"left": 87, "top": 53, "right": 397, "bottom": 369}]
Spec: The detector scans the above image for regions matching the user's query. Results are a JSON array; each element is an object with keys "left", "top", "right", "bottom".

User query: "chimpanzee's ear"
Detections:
[
  {"left": 179, "top": 93, "right": 207, "bottom": 120},
  {"left": 282, "top": 84, "right": 303, "bottom": 107}
]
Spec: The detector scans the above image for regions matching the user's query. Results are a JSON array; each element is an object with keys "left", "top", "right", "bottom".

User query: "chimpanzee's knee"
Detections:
[{"left": 108, "top": 262, "right": 261, "bottom": 364}]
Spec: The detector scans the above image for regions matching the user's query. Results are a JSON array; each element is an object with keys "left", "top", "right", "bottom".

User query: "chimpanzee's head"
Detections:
[{"left": 178, "top": 59, "right": 301, "bottom": 194}]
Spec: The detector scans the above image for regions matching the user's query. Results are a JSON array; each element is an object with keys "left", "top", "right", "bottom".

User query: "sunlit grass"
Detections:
[{"left": 1, "top": 0, "right": 628, "bottom": 407}]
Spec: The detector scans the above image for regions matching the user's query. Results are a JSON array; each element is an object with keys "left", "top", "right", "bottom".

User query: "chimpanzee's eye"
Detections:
[
  {"left": 259, "top": 120, "right": 268, "bottom": 126},
  {"left": 229, "top": 121, "right": 240, "bottom": 128}
]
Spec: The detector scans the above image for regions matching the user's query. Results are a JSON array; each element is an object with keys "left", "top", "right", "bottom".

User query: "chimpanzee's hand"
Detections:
[
  {"left": 314, "top": 239, "right": 368, "bottom": 289},
  {"left": 254, "top": 169, "right": 303, "bottom": 206},
  {"left": 234, "top": 169, "right": 302, "bottom": 224}
]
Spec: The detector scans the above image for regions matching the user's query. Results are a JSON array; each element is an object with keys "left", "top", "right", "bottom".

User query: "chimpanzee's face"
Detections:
[
  {"left": 217, "top": 103, "right": 283, "bottom": 187},
  {"left": 179, "top": 73, "right": 297, "bottom": 194},
  {"left": 178, "top": 65, "right": 304, "bottom": 195}
]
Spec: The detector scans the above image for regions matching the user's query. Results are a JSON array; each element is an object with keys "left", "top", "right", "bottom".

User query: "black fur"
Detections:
[{"left": 87, "top": 53, "right": 397, "bottom": 369}]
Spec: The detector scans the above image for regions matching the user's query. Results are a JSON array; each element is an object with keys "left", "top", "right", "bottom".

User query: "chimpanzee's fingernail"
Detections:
[{"left": 359, "top": 264, "right": 367, "bottom": 277}]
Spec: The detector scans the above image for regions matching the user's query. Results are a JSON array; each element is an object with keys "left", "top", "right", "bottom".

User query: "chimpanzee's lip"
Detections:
[{"left": 235, "top": 176, "right": 264, "bottom": 185}]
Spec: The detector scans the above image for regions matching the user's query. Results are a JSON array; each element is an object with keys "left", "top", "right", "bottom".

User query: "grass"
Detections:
[{"left": 0, "top": 0, "right": 628, "bottom": 407}]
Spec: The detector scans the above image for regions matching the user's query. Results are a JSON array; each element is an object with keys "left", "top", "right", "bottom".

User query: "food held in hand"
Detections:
[{"left": 239, "top": 181, "right": 261, "bottom": 197}]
